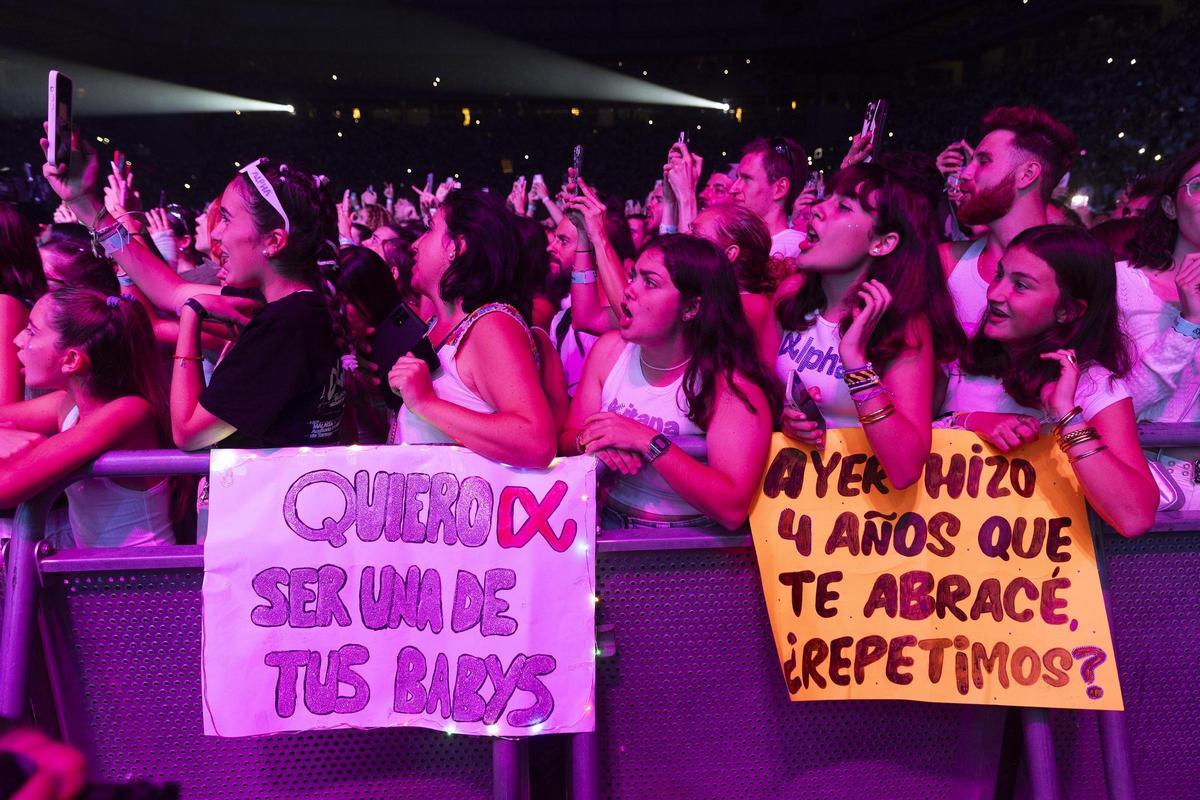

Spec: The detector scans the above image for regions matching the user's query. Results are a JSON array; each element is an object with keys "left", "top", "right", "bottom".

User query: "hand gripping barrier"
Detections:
[{"left": 1, "top": 428, "right": 1197, "bottom": 798}]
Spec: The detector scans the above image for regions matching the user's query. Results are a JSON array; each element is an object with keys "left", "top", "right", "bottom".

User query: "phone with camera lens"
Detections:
[
  {"left": 860, "top": 99, "right": 888, "bottom": 162},
  {"left": 372, "top": 303, "right": 441, "bottom": 411},
  {"left": 47, "top": 70, "right": 73, "bottom": 167}
]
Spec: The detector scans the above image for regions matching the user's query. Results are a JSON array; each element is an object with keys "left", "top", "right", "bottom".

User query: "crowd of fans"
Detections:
[{"left": 0, "top": 94, "right": 1197, "bottom": 547}]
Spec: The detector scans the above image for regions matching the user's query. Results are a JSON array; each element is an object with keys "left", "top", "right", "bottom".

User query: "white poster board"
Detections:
[{"left": 201, "top": 444, "right": 597, "bottom": 738}]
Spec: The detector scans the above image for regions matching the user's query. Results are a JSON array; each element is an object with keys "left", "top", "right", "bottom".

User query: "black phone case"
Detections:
[{"left": 371, "top": 304, "right": 440, "bottom": 411}]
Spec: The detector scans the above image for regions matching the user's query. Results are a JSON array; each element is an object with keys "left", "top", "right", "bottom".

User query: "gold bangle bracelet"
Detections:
[
  {"left": 1052, "top": 406, "right": 1083, "bottom": 435},
  {"left": 1069, "top": 444, "right": 1108, "bottom": 464},
  {"left": 174, "top": 355, "right": 203, "bottom": 363},
  {"left": 859, "top": 404, "right": 896, "bottom": 425}
]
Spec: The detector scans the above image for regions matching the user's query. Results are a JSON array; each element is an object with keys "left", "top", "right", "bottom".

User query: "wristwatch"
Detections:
[{"left": 646, "top": 433, "right": 672, "bottom": 463}]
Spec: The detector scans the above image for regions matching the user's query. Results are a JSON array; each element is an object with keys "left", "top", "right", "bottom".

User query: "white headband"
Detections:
[{"left": 239, "top": 158, "right": 291, "bottom": 232}]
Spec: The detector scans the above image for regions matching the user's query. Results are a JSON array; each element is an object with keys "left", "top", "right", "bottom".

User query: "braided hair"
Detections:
[
  {"left": 232, "top": 159, "right": 354, "bottom": 360},
  {"left": 234, "top": 159, "right": 369, "bottom": 441}
]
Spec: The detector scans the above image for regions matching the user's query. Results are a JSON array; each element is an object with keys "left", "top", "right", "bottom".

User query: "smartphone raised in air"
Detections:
[
  {"left": 860, "top": 99, "right": 889, "bottom": 162},
  {"left": 47, "top": 70, "right": 73, "bottom": 167}
]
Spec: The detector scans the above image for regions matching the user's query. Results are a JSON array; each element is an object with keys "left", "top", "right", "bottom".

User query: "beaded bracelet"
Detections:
[
  {"left": 851, "top": 386, "right": 892, "bottom": 405},
  {"left": 844, "top": 365, "right": 881, "bottom": 394}
]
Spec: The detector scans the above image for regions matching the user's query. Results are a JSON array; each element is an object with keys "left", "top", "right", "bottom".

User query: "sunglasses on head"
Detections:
[{"left": 769, "top": 137, "right": 795, "bottom": 168}]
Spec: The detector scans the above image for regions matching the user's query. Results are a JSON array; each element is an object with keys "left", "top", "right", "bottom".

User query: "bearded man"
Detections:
[{"left": 939, "top": 107, "right": 1080, "bottom": 335}]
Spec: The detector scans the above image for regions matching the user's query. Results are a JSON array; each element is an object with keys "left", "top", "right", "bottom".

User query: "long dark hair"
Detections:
[
  {"left": 775, "top": 163, "right": 964, "bottom": 366},
  {"left": 332, "top": 246, "right": 398, "bottom": 443},
  {"left": 1129, "top": 142, "right": 1200, "bottom": 271},
  {"left": 334, "top": 246, "right": 402, "bottom": 328},
  {"left": 513, "top": 214, "right": 553, "bottom": 323},
  {"left": 47, "top": 289, "right": 168, "bottom": 443},
  {"left": 375, "top": 221, "right": 423, "bottom": 308},
  {"left": 440, "top": 190, "right": 531, "bottom": 321},
  {"left": 0, "top": 203, "right": 46, "bottom": 303},
  {"left": 600, "top": 192, "right": 638, "bottom": 263},
  {"left": 645, "top": 234, "right": 781, "bottom": 428},
  {"left": 961, "top": 225, "right": 1132, "bottom": 408}
]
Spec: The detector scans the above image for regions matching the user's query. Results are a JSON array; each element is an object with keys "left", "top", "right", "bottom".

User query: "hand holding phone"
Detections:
[
  {"left": 787, "top": 370, "right": 827, "bottom": 432},
  {"left": 46, "top": 70, "right": 73, "bottom": 168},
  {"left": 859, "top": 99, "right": 889, "bottom": 163},
  {"left": 569, "top": 145, "right": 584, "bottom": 195},
  {"left": 371, "top": 303, "right": 441, "bottom": 411}
]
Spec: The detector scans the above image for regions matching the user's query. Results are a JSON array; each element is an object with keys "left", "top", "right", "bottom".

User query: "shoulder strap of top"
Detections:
[
  {"left": 554, "top": 307, "right": 574, "bottom": 352},
  {"left": 61, "top": 405, "right": 81, "bottom": 432},
  {"left": 963, "top": 237, "right": 987, "bottom": 260},
  {"left": 448, "top": 303, "right": 541, "bottom": 369}
]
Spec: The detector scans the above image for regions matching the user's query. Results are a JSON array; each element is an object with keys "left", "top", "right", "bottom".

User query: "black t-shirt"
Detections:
[{"left": 201, "top": 290, "right": 345, "bottom": 448}]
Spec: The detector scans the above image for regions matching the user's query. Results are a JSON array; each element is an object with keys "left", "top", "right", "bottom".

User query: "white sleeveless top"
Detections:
[
  {"left": 774, "top": 314, "right": 859, "bottom": 428},
  {"left": 600, "top": 342, "right": 705, "bottom": 516},
  {"left": 391, "top": 304, "right": 535, "bottom": 445},
  {"left": 947, "top": 238, "right": 989, "bottom": 336},
  {"left": 60, "top": 406, "right": 174, "bottom": 548}
]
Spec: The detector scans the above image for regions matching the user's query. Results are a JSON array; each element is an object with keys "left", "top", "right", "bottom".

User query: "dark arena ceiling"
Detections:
[{"left": 0, "top": 0, "right": 1141, "bottom": 107}]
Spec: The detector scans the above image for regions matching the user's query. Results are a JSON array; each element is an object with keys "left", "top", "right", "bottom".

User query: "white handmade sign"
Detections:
[{"left": 202, "top": 444, "right": 597, "bottom": 738}]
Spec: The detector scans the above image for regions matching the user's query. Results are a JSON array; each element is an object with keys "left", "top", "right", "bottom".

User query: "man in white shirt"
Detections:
[{"left": 730, "top": 136, "right": 808, "bottom": 258}]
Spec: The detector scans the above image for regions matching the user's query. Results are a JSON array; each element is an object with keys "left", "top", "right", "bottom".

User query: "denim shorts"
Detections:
[{"left": 601, "top": 506, "right": 717, "bottom": 530}]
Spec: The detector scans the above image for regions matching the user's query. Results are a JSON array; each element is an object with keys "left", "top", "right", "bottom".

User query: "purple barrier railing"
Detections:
[{"left": 3, "top": 430, "right": 1183, "bottom": 798}]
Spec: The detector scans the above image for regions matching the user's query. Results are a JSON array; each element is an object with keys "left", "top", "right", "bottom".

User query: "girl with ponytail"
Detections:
[
  {"left": 41, "top": 133, "right": 351, "bottom": 451},
  {"left": 0, "top": 289, "right": 173, "bottom": 547}
]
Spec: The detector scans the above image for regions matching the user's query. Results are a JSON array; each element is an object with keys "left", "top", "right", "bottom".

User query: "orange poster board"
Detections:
[{"left": 749, "top": 429, "right": 1122, "bottom": 710}]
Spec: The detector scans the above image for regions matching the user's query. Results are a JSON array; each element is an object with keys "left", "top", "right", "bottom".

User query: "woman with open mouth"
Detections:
[
  {"left": 763, "top": 162, "right": 963, "bottom": 490},
  {"left": 562, "top": 234, "right": 779, "bottom": 531},
  {"left": 940, "top": 224, "right": 1157, "bottom": 537}
]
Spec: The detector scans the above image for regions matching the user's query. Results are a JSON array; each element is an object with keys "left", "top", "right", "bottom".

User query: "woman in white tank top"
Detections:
[
  {"left": 940, "top": 225, "right": 1156, "bottom": 537},
  {"left": 386, "top": 191, "right": 556, "bottom": 468},
  {"left": 762, "top": 163, "right": 965, "bottom": 490},
  {"left": 562, "top": 235, "right": 778, "bottom": 530},
  {"left": 0, "top": 289, "right": 173, "bottom": 546}
]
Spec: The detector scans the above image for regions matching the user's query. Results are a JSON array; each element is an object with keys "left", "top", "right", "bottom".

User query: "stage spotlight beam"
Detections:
[{"left": 0, "top": 48, "right": 293, "bottom": 117}]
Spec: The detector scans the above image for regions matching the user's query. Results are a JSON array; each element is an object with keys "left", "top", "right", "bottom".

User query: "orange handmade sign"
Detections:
[{"left": 749, "top": 429, "right": 1122, "bottom": 711}]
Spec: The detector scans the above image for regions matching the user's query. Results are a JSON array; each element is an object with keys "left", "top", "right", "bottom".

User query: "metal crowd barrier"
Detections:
[{"left": 1, "top": 429, "right": 1198, "bottom": 798}]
